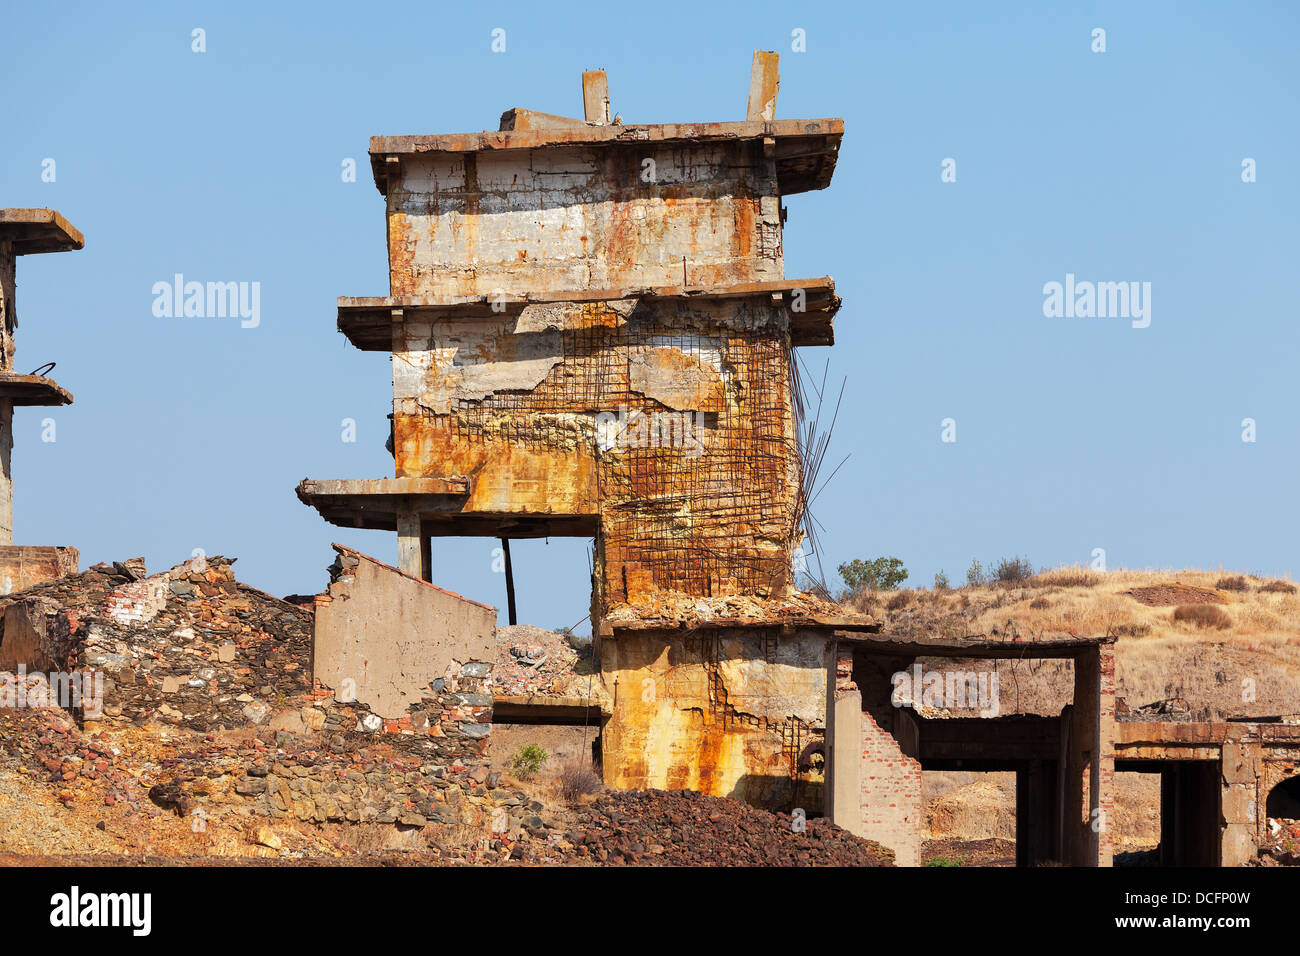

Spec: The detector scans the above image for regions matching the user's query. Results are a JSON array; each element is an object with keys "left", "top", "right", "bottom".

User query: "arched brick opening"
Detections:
[{"left": 1265, "top": 775, "right": 1300, "bottom": 819}]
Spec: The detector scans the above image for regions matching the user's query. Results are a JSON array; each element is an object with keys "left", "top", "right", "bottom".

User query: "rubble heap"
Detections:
[
  {"left": 550, "top": 788, "right": 894, "bottom": 866},
  {"left": 492, "top": 624, "right": 591, "bottom": 698},
  {"left": 0, "top": 555, "right": 312, "bottom": 730}
]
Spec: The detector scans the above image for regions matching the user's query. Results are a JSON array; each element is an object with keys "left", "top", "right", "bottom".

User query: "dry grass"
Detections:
[
  {"left": 1171, "top": 604, "right": 1232, "bottom": 630},
  {"left": 559, "top": 759, "right": 603, "bottom": 805},
  {"left": 855, "top": 566, "right": 1300, "bottom": 717}
]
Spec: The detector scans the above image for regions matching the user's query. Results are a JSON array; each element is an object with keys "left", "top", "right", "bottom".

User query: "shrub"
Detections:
[
  {"left": 965, "top": 558, "right": 986, "bottom": 588},
  {"left": 993, "top": 556, "right": 1035, "bottom": 584},
  {"left": 934, "top": 570, "right": 950, "bottom": 590},
  {"left": 838, "top": 556, "right": 908, "bottom": 594},
  {"left": 1259, "top": 579, "right": 1297, "bottom": 594},
  {"left": 925, "top": 855, "right": 967, "bottom": 867},
  {"left": 1172, "top": 605, "right": 1231, "bottom": 630},
  {"left": 559, "top": 760, "right": 603, "bottom": 803},
  {"left": 1114, "top": 622, "right": 1153, "bottom": 638},
  {"left": 510, "top": 744, "right": 549, "bottom": 779},
  {"left": 1028, "top": 597, "right": 1050, "bottom": 610},
  {"left": 886, "top": 590, "right": 912, "bottom": 611},
  {"left": 1215, "top": 575, "right": 1249, "bottom": 592}
]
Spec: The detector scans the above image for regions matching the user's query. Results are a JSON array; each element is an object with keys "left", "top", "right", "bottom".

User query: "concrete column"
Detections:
[
  {"left": 1066, "top": 642, "right": 1115, "bottom": 866},
  {"left": 825, "top": 645, "right": 861, "bottom": 833},
  {"left": 0, "top": 400, "right": 12, "bottom": 546},
  {"left": 826, "top": 690, "right": 862, "bottom": 833},
  {"left": 419, "top": 534, "right": 432, "bottom": 583},
  {"left": 1017, "top": 759, "right": 1061, "bottom": 866},
  {"left": 1220, "top": 727, "right": 1261, "bottom": 866},
  {"left": 396, "top": 511, "right": 422, "bottom": 578}
]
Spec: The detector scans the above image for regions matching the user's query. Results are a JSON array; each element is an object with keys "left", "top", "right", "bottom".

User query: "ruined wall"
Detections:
[
  {"left": 0, "top": 545, "right": 78, "bottom": 595},
  {"left": 387, "top": 142, "right": 783, "bottom": 298},
  {"left": 393, "top": 296, "right": 801, "bottom": 606},
  {"left": 598, "top": 627, "right": 828, "bottom": 811},
  {"left": 854, "top": 651, "right": 922, "bottom": 866},
  {"left": 312, "top": 545, "right": 496, "bottom": 725}
]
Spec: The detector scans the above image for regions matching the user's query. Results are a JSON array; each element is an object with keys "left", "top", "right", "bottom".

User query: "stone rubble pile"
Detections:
[
  {"left": 545, "top": 788, "right": 893, "bottom": 866},
  {"left": 493, "top": 624, "right": 591, "bottom": 698}
]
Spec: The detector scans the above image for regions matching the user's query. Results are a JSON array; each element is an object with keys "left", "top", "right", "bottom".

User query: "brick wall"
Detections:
[{"left": 860, "top": 708, "right": 922, "bottom": 866}]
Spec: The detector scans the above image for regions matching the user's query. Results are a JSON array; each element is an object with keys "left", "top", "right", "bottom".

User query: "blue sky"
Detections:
[{"left": 2, "top": 1, "right": 1296, "bottom": 629}]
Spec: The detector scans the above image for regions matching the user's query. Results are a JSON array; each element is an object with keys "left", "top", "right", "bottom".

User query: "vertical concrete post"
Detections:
[
  {"left": 396, "top": 511, "right": 422, "bottom": 578},
  {"left": 1067, "top": 642, "right": 1115, "bottom": 866},
  {"left": 825, "top": 645, "right": 862, "bottom": 833},
  {"left": 582, "top": 70, "right": 610, "bottom": 124},
  {"left": 1220, "top": 726, "right": 1261, "bottom": 866},
  {"left": 0, "top": 400, "right": 12, "bottom": 546},
  {"left": 746, "top": 51, "right": 780, "bottom": 122},
  {"left": 0, "top": 242, "right": 14, "bottom": 548}
]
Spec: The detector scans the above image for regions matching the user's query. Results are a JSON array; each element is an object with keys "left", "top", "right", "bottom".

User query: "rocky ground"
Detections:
[{"left": 0, "top": 692, "right": 890, "bottom": 866}]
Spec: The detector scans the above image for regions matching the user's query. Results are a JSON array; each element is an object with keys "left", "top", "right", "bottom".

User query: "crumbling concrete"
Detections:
[{"left": 312, "top": 543, "right": 496, "bottom": 722}]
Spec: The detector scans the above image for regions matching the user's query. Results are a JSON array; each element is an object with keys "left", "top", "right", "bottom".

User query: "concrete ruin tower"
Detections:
[
  {"left": 299, "top": 54, "right": 876, "bottom": 808},
  {"left": 0, "top": 209, "right": 81, "bottom": 594}
]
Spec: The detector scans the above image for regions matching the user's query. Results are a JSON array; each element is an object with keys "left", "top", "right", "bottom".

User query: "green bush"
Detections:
[
  {"left": 838, "top": 556, "right": 908, "bottom": 594},
  {"left": 933, "top": 570, "right": 950, "bottom": 590},
  {"left": 510, "top": 744, "right": 549, "bottom": 779},
  {"left": 965, "top": 558, "right": 986, "bottom": 588}
]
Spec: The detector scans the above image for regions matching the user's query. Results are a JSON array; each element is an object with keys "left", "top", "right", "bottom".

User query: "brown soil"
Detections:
[
  {"left": 923, "top": 838, "right": 1017, "bottom": 867},
  {"left": 1125, "top": 583, "right": 1226, "bottom": 607}
]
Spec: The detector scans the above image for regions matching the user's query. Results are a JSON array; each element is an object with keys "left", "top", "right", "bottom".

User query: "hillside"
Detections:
[{"left": 845, "top": 566, "right": 1300, "bottom": 719}]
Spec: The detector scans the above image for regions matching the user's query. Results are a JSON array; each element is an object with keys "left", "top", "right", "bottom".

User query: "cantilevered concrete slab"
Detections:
[
  {"left": 0, "top": 371, "right": 72, "bottom": 406},
  {"left": 0, "top": 209, "right": 84, "bottom": 256},
  {"left": 369, "top": 117, "right": 843, "bottom": 196},
  {"left": 337, "top": 277, "right": 842, "bottom": 350}
]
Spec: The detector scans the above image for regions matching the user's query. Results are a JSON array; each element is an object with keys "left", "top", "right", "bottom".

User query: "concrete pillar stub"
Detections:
[{"left": 396, "top": 511, "right": 422, "bottom": 578}]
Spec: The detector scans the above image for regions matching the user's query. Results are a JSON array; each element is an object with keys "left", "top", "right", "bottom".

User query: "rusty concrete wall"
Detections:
[
  {"left": 0, "top": 545, "right": 78, "bottom": 595},
  {"left": 386, "top": 142, "right": 783, "bottom": 298},
  {"left": 313, "top": 547, "right": 496, "bottom": 720},
  {"left": 392, "top": 296, "right": 801, "bottom": 605},
  {"left": 598, "top": 628, "right": 829, "bottom": 811}
]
